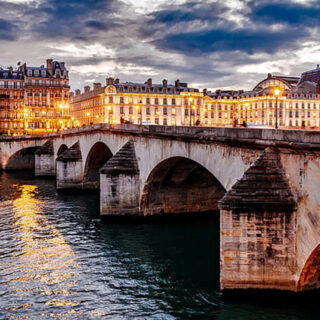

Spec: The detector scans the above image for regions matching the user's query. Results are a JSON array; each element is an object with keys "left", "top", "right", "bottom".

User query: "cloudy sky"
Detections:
[{"left": 0, "top": 0, "right": 319, "bottom": 91}]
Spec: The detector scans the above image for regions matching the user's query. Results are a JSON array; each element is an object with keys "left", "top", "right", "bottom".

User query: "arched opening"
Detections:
[
  {"left": 5, "top": 147, "right": 40, "bottom": 171},
  {"left": 298, "top": 244, "right": 320, "bottom": 291},
  {"left": 57, "top": 144, "right": 68, "bottom": 156},
  {"left": 141, "top": 157, "right": 226, "bottom": 215},
  {"left": 83, "top": 142, "right": 113, "bottom": 189}
]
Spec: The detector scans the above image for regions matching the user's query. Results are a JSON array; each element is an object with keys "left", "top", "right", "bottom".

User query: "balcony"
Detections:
[
  {"left": 25, "top": 83, "right": 70, "bottom": 88},
  {"left": 0, "top": 85, "right": 24, "bottom": 89}
]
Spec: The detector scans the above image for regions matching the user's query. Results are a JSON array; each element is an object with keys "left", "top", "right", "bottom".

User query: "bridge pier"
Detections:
[
  {"left": 56, "top": 141, "right": 83, "bottom": 190},
  {"left": 35, "top": 140, "right": 55, "bottom": 177},
  {"left": 219, "top": 148, "right": 297, "bottom": 291},
  {"left": 100, "top": 141, "right": 140, "bottom": 217}
]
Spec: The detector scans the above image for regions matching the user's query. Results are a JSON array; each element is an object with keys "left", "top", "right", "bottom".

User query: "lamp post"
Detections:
[
  {"left": 136, "top": 105, "right": 141, "bottom": 124},
  {"left": 244, "top": 103, "right": 249, "bottom": 127},
  {"left": 107, "top": 105, "right": 112, "bottom": 124},
  {"left": 86, "top": 112, "right": 90, "bottom": 125},
  {"left": 274, "top": 88, "right": 280, "bottom": 129},
  {"left": 188, "top": 97, "right": 193, "bottom": 126},
  {"left": 192, "top": 105, "right": 196, "bottom": 126}
]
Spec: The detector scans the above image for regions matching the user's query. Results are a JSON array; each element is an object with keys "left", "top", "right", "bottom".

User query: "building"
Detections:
[
  {"left": 70, "top": 78, "right": 207, "bottom": 127},
  {"left": 0, "top": 59, "right": 70, "bottom": 135},
  {"left": 70, "top": 65, "right": 320, "bottom": 129}
]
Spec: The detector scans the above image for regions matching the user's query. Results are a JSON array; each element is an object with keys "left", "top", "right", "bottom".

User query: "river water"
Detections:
[{"left": 0, "top": 172, "right": 319, "bottom": 319}]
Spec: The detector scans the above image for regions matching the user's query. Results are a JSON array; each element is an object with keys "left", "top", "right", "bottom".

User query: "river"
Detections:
[{"left": 0, "top": 172, "right": 319, "bottom": 319}]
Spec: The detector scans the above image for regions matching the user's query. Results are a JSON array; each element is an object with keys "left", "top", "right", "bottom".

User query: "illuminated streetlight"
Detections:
[{"left": 274, "top": 88, "right": 281, "bottom": 129}]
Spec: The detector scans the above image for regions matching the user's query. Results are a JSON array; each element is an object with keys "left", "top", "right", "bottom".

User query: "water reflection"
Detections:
[{"left": 3, "top": 183, "right": 81, "bottom": 318}]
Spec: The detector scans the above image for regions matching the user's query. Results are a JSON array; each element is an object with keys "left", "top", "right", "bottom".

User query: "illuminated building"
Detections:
[
  {"left": 0, "top": 59, "right": 70, "bottom": 135},
  {"left": 70, "top": 78, "right": 205, "bottom": 127},
  {"left": 70, "top": 65, "right": 320, "bottom": 129}
]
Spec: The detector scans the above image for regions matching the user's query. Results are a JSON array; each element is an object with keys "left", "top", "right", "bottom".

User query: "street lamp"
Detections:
[
  {"left": 274, "top": 88, "right": 280, "bottom": 129},
  {"left": 107, "top": 105, "right": 112, "bottom": 124},
  {"left": 192, "top": 105, "right": 196, "bottom": 126},
  {"left": 244, "top": 103, "right": 249, "bottom": 126},
  {"left": 136, "top": 105, "right": 141, "bottom": 124},
  {"left": 188, "top": 97, "right": 193, "bottom": 126}
]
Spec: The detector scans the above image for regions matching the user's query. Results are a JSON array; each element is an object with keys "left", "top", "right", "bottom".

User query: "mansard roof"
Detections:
[{"left": 298, "top": 65, "right": 320, "bottom": 86}]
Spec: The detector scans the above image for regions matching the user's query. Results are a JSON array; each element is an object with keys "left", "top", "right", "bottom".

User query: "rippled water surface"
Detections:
[{"left": 0, "top": 172, "right": 320, "bottom": 319}]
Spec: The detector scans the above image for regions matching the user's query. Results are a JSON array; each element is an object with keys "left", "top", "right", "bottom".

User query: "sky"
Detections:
[{"left": 0, "top": 0, "right": 319, "bottom": 91}]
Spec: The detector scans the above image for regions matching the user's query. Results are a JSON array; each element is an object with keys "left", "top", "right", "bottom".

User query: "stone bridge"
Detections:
[{"left": 1, "top": 123, "right": 320, "bottom": 293}]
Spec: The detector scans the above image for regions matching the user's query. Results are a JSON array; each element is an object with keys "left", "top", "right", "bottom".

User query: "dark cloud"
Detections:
[
  {"left": 31, "top": 0, "right": 119, "bottom": 39},
  {"left": 0, "top": 18, "right": 17, "bottom": 41},
  {"left": 249, "top": 1, "right": 320, "bottom": 27},
  {"left": 150, "top": 2, "right": 228, "bottom": 26},
  {"left": 153, "top": 25, "right": 308, "bottom": 55}
]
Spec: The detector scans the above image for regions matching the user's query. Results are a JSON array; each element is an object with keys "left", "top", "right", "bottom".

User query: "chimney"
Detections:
[
  {"left": 106, "top": 77, "right": 114, "bottom": 85},
  {"left": 93, "top": 83, "right": 102, "bottom": 90},
  {"left": 75, "top": 89, "right": 81, "bottom": 96},
  {"left": 175, "top": 79, "right": 180, "bottom": 87},
  {"left": 146, "top": 78, "right": 152, "bottom": 86},
  {"left": 267, "top": 73, "right": 272, "bottom": 79},
  {"left": 84, "top": 86, "right": 90, "bottom": 93},
  {"left": 162, "top": 79, "right": 168, "bottom": 87},
  {"left": 46, "top": 59, "right": 53, "bottom": 75},
  {"left": 70, "top": 92, "right": 74, "bottom": 98},
  {"left": 203, "top": 88, "right": 207, "bottom": 95},
  {"left": 114, "top": 78, "right": 120, "bottom": 84},
  {"left": 317, "top": 64, "right": 320, "bottom": 69}
]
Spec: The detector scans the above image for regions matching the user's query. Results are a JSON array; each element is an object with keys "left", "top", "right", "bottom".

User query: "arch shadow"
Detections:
[
  {"left": 57, "top": 144, "right": 68, "bottom": 156},
  {"left": 5, "top": 146, "right": 40, "bottom": 171},
  {"left": 83, "top": 142, "right": 113, "bottom": 189},
  {"left": 141, "top": 156, "right": 227, "bottom": 215}
]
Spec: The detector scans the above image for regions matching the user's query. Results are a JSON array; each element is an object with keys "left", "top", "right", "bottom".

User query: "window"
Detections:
[
  {"left": 163, "top": 107, "right": 167, "bottom": 115},
  {"left": 172, "top": 98, "right": 176, "bottom": 105},
  {"left": 146, "top": 107, "right": 150, "bottom": 115},
  {"left": 129, "top": 107, "right": 133, "bottom": 114},
  {"left": 41, "top": 70, "right": 46, "bottom": 77},
  {"left": 172, "top": 107, "right": 176, "bottom": 115},
  {"left": 109, "top": 96, "right": 113, "bottom": 103},
  {"left": 146, "top": 97, "right": 150, "bottom": 104},
  {"left": 163, "top": 118, "right": 167, "bottom": 125},
  {"left": 120, "top": 106, "right": 124, "bottom": 114},
  {"left": 155, "top": 118, "right": 159, "bottom": 124},
  {"left": 185, "top": 109, "right": 189, "bottom": 116},
  {"left": 289, "top": 110, "right": 293, "bottom": 118},
  {"left": 155, "top": 98, "right": 159, "bottom": 104},
  {"left": 42, "top": 101, "right": 46, "bottom": 106},
  {"left": 120, "top": 97, "right": 124, "bottom": 103},
  {"left": 34, "top": 70, "right": 39, "bottom": 77},
  {"left": 163, "top": 98, "right": 167, "bottom": 105},
  {"left": 27, "top": 70, "right": 32, "bottom": 76}
]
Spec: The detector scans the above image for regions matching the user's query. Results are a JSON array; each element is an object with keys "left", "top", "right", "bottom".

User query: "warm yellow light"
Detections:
[
  {"left": 71, "top": 117, "right": 74, "bottom": 121},
  {"left": 136, "top": 105, "right": 140, "bottom": 110},
  {"left": 59, "top": 120, "right": 63, "bottom": 124},
  {"left": 42, "top": 111, "right": 46, "bottom": 114},
  {"left": 107, "top": 106, "right": 111, "bottom": 110},
  {"left": 245, "top": 103, "right": 249, "bottom": 107},
  {"left": 189, "top": 97, "right": 193, "bottom": 102},
  {"left": 192, "top": 106, "right": 196, "bottom": 109},
  {"left": 274, "top": 88, "right": 280, "bottom": 96},
  {"left": 96, "top": 115, "right": 99, "bottom": 119},
  {"left": 86, "top": 112, "right": 90, "bottom": 116}
]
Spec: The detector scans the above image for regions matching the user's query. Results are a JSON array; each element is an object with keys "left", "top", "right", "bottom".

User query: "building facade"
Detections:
[
  {"left": 70, "top": 65, "right": 320, "bottom": 129},
  {"left": 0, "top": 59, "right": 70, "bottom": 135}
]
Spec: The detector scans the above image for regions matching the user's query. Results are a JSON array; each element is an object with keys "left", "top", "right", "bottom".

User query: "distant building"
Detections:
[
  {"left": 70, "top": 65, "right": 320, "bottom": 129},
  {"left": 0, "top": 59, "right": 70, "bottom": 135}
]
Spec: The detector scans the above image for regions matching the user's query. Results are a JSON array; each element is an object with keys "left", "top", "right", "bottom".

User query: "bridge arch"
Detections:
[
  {"left": 298, "top": 244, "right": 320, "bottom": 291},
  {"left": 83, "top": 141, "right": 113, "bottom": 188},
  {"left": 140, "top": 156, "right": 226, "bottom": 215},
  {"left": 5, "top": 146, "right": 39, "bottom": 171}
]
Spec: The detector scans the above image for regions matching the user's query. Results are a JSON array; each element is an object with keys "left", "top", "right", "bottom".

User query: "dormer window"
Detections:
[
  {"left": 27, "top": 70, "right": 32, "bottom": 76},
  {"left": 41, "top": 70, "right": 46, "bottom": 77},
  {"left": 34, "top": 70, "right": 39, "bottom": 77}
]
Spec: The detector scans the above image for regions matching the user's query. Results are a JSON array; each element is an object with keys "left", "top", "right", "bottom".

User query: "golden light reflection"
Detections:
[{"left": 10, "top": 184, "right": 81, "bottom": 315}]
